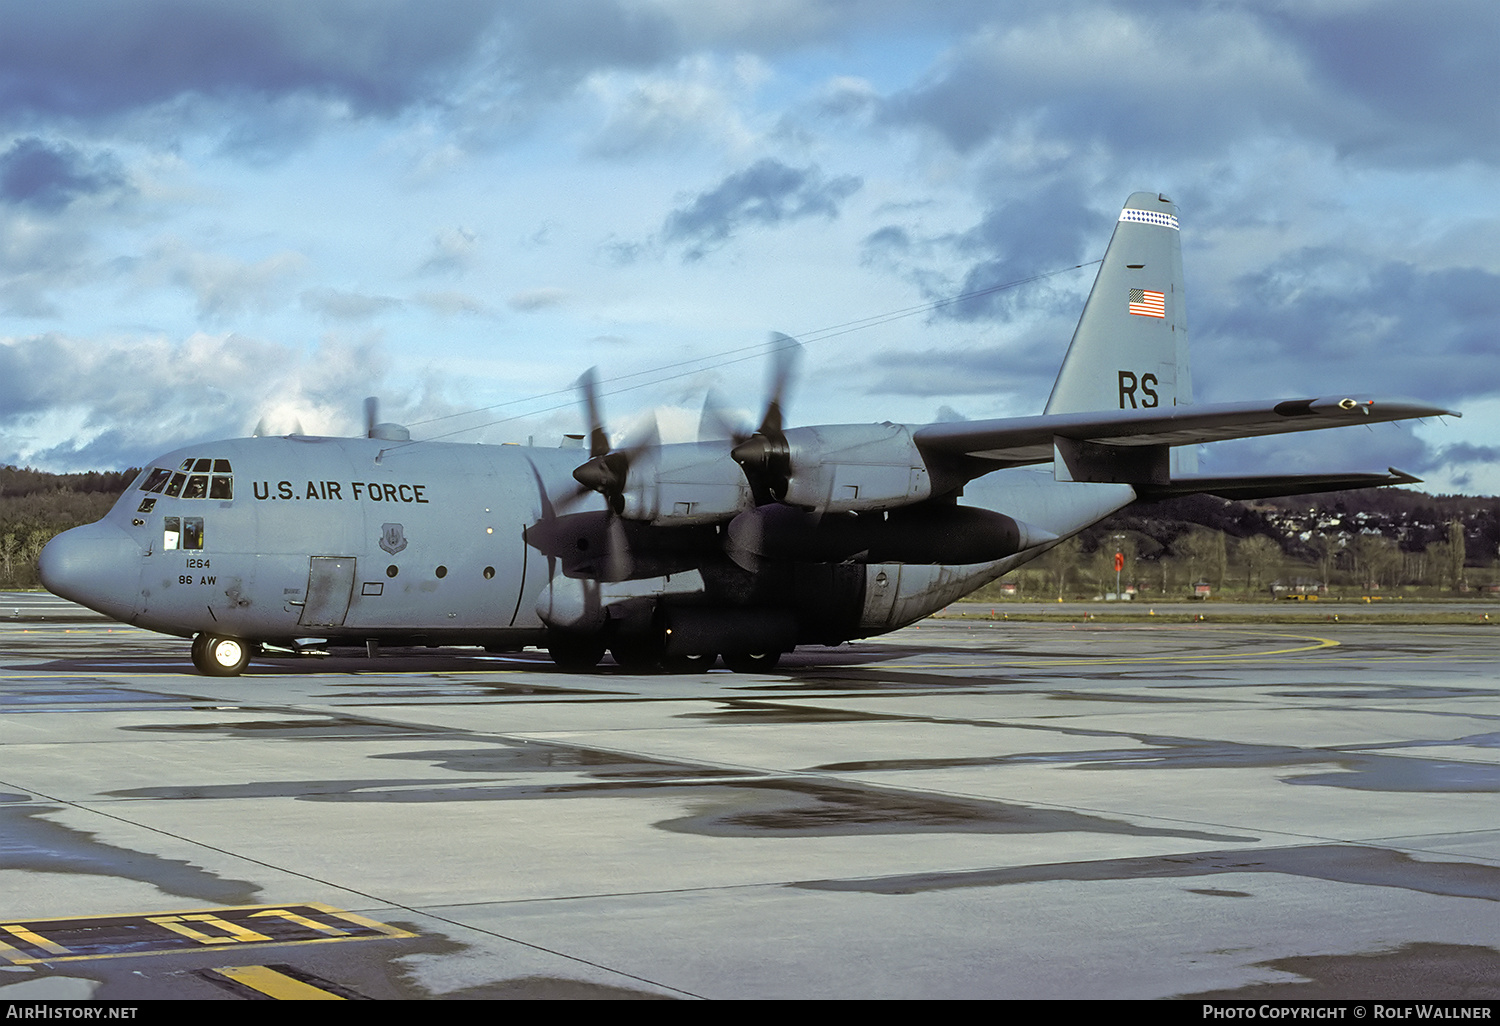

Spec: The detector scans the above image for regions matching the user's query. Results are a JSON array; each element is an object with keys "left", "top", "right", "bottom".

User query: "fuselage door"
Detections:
[{"left": 299, "top": 556, "right": 356, "bottom": 627}]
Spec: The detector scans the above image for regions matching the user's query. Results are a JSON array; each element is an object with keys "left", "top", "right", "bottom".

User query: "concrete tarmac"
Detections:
[{"left": 3, "top": 593, "right": 1500, "bottom": 1000}]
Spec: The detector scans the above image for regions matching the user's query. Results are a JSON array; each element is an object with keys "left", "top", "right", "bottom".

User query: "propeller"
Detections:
[
  {"left": 568, "top": 369, "right": 659, "bottom": 515},
  {"left": 562, "top": 368, "right": 664, "bottom": 581},
  {"left": 698, "top": 387, "right": 751, "bottom": 443},
  {"left": 729, "top": 332, "right": 802, "bottom": 503},
  {"left": 251, "top": 414, "right": 303, "bottom": 437},
  {"left": 364, "top": 396, "right": 410, "bottom": 441}
]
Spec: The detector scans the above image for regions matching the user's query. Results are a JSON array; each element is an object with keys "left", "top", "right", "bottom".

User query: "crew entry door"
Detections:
[{"left": 299, "top": 557, "right": 356, "bottom": 628}]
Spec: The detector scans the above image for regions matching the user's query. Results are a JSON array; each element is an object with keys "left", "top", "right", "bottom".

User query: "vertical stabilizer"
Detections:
[
  {"left": 1046, "top": 191, "right": 1195, "bottom": 474},
  {"left": 1045, "top": 192, "right": 1192, "bottom": 417}
]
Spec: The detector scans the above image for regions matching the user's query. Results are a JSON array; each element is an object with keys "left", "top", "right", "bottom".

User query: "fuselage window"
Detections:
[
  {"left": 209, "top": 475, "right": 233, "bottom": 499},
  {"left": 182, "top": 517, "right": 204, "bottom": 550},
  {"left": 165, "top": 473, "right": 186, "bottom": 497},
  {"left": 164, "top": 516, "right": 180, "bottom": 550},
  {"left": 184, "top": 475, "right": 209, "bottom": 499},
  {"left": 140, "top": 468, "right": 172, "bottom": 493}
]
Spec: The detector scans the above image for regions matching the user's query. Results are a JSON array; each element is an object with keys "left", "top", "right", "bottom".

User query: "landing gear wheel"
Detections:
[
  {"left": 723, "top": 651, "right": 781, "bottom": 673},
  {"left": 192, "top": 634, "right": 252, "bottom": 676},
  {"left": 662, "top": 651, "right": 716, "bottom": 673},
  {"left": 547, "top": 634, "right": 606, "bottom": 671}
]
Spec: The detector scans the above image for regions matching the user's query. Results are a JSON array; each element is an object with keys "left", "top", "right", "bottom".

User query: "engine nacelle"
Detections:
[
  {"left": 725, "top": 502, "right": 1056, "bottom": 568},
  {"left": 779, "top": 423, "right": 932, "bottom": 513},
  {"left": 616, "top": 441, "right": 754, "bottom": 525}
]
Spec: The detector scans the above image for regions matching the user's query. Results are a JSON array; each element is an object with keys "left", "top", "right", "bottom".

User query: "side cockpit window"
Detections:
[
  {"left": 139, "top": 468, "right": 172, "bottom": 493},
  {"left": 163, "top": 516, "right": 205, "bottom": 551},
  {"left": 140, "top": 459, "right": 233, "bottom": 500}
]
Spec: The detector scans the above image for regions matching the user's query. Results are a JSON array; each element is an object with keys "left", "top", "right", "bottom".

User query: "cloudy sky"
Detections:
[{"left": 1, "top": 0, "right": 1495, "bottom": 492}]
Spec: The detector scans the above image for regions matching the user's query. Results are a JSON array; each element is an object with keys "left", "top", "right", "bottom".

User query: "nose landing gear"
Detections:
[{"left": 191, "top": 633, "right": 253, "bottom": 676}]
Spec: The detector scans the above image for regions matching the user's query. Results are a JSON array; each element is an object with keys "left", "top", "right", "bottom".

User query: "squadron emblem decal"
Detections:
[{"left": 379, "top": 522, "right": 408, "bottom": 555}]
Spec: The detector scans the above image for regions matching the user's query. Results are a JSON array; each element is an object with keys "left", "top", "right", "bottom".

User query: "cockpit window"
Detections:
[
  {"left": 144, "top": 458, "right": 234, "bottom": 500},
  {"left": 140, "top": 468, "right": 172, "bottom": 493}
]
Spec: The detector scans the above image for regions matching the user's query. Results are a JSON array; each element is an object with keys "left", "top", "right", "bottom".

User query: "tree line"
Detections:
[
  {"left": 985, "top": 490, "right": 1492, "bottom": 601},
  {"left": 0, "top": 466, "right": 139, "bottom": 589}
]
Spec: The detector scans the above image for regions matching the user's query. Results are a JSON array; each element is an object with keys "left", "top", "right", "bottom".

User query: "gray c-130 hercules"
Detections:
[{"left": 40, "top": 192, "right": 1455, "bottom": 676}]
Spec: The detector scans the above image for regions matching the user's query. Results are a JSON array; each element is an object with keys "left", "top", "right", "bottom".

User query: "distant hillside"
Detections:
[
  {"left": 0, "top": 465, "right": 138, "bottom": 588},
  {"left": 1089, "top": 489, "right": 1500, "bottom": 561}
]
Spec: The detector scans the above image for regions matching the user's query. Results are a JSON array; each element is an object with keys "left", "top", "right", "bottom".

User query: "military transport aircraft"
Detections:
[{"left": 40, "top": 192, "right": 1453, "bottom": 676}]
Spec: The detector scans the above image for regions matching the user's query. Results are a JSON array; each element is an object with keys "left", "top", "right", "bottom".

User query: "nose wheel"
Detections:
[{"left": 191, "top": 633, "right": 253, "bottom": 676}]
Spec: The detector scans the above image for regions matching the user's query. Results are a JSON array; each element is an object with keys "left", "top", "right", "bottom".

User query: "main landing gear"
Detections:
[
  {"left": 191, "top": 633, "right": 253, "bottom": 676},
  {"left": 544, "top": 631, "right": 783, "bottom": 674}
]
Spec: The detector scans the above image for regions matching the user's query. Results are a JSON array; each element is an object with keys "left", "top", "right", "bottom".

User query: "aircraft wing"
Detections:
[{"left": 913, "top": 397, "right": 1457, "bottom": 475}]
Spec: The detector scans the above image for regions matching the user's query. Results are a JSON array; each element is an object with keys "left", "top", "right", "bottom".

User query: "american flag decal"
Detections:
[{"left": 1128, "top": 288, "right": 1166, "bottom": 318}]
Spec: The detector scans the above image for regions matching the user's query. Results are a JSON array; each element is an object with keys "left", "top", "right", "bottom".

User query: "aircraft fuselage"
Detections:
[{"left": 41, "top": 434, "right": 1119, "bottom": 669}]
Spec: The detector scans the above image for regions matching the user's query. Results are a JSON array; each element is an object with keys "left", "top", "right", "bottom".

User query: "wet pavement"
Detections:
[{"left": 2, "top": 593, "right": 1499, "bottom": 999}]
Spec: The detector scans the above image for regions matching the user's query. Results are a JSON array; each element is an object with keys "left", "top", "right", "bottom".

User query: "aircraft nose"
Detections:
[{"left": 39, "top": 522, "right": 142, "bottom": 622}]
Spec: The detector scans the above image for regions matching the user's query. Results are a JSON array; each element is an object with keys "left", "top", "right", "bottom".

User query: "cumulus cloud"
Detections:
[
  {"left": 662, "top": 158, "right": 862, "bottom": 259},
  {"left": 0, "top": 0, "right": 503, "bottom": 123},
  {"left": 0, "top": 330, "right": 392, "bottom": 469},
  {"left": 884, "top": 1, "right": 1500, "bottom": 169},
  {"left": 412, "top": 290, "right": 488, "bottom": 316},
  {"left": 0, "top": 137, "right": 128, "bottom": 211},
  {"left": 582, "top": 55, "right": 762, "bottom": 157},
  {"left": 1194, "top": 254, "right": 1500, "bottom": 407},
  {"left": 507, "top": 287, "right": 568, "bottom": 312},
  {"left": 134, "top": 239, "right": 308, "bottom": 320},
  {"left": 301, "top": 287, "right": 401, "bottom": 320},
  {"left": 417, "top": 226, "right": 479, "bottom": 276}
]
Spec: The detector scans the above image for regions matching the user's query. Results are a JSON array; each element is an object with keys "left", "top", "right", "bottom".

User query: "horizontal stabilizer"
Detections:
[{"left": 1136, "top": 467, "right": 1422, "bottom": 502}]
